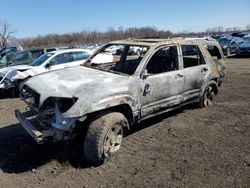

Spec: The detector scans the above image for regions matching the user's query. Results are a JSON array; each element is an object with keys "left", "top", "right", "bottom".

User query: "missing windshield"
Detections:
[{"left": 85, "top": 44, "right": 149, "bottom": 75}]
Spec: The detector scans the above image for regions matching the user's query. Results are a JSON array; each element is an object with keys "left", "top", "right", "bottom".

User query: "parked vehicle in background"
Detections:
[
  {"left": 15, "top": 38, "right": 225, "bottom": 165},
  {"left": 236, "top": 35, "right": 250, "bottom": 56},
  {"left": 211, "top": 35, "right": 221, "bottom": 41},
  {"left": 0, "top": 46, "right": 23, "bottom": 58},
  {"left": 0, "top": 49, "right": 91, "bottom": 91},
  {"left": 218, "top": 36, "right": 243, "bottom": 56},
  {"left": 0, "top": 52, "right": 15, "bottom": 68},
  {"left": 8, "top": 47, "right": 59, "bottom": 66}
]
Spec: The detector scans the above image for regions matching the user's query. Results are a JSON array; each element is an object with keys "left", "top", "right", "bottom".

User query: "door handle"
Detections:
[
  {"left": 175, "top": 73, "right": 184, "bottom": 78},
  {"left": 143, "top": 83, "right": 151, "bottom": 96},
  {"left": 201, "top": 67, "right": 208, "bottom": 72}
]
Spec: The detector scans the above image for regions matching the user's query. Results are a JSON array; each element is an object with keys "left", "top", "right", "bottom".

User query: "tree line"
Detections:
[{"left": 1, "top": 20, "right": 250, "bottom": 48}]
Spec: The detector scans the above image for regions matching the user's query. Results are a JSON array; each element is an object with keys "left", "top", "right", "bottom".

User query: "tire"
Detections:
[
  {"left": 199, "top": 81, "right": 218, "bottom": 108},
  {"left": 84, "top": 112, "right": 128, "bottom": 165}
]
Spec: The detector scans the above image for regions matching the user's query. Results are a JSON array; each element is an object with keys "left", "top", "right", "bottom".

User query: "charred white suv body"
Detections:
[
  {"left": 16, "top": 39, "right": 226, "bottom": 165},
  {"left": 0, "top": 49, "right": 91, "bottom": 91}
]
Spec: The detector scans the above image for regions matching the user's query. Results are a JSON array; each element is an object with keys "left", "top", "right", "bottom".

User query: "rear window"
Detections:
[
  {"left": 71, "top": 51, "right": 90, "bottom": 61},
  {"left": 205, "top": 45, "right": 222, "bottom": 60}
]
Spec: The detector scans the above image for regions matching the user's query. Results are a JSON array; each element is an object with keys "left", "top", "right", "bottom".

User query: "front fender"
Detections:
[{"left": 62, "top": 94, "right": 138, "bottom": 118}]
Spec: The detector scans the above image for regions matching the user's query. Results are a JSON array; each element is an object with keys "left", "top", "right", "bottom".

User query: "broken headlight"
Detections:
[{"left": 56, "top": 97, "right": 78, "bottom": 113}]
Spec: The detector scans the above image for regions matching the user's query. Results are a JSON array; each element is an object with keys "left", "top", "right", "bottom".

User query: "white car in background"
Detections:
[{"left": 0, "top": 49, "right": 91, "bottom": 91}]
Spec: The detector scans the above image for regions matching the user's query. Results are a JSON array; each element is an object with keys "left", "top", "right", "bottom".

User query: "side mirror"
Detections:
[
  {"left": 45, "top": 62, "right": 51, "bottom": 68},
  {"left": 141, "top": 69, "right": 149, "bottom": 79}
]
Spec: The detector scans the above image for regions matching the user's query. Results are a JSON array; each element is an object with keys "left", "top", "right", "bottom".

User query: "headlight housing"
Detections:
[{"left": 56, "top": 97, "right": 78, "bottom": 113}]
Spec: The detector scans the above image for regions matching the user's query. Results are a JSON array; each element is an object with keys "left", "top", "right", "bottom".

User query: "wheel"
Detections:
[
  {"left": 84, "top": 112, "right": 128, "bottom": 165},
  {"left": 199, "top": 82, "right": 218, "bottom": 108},
  {"left": 226, "top": 47, "right": 231, "bottom": 57}
]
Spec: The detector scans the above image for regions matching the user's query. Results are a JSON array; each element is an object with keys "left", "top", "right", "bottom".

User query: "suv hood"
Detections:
[{"left": 23, "top": 66, "right": 132, "bottom": 106}]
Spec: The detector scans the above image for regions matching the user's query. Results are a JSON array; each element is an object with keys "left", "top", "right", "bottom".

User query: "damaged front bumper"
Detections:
[
  {"left": 15, "top": 109, "right": 79, "bottom": 144},
  {"left": 15, "top": 109, "right": 45, "bottom": 144}
]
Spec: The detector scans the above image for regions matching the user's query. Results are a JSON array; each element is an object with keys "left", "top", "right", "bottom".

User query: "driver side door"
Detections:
[{"left": 140, "top": 45, "right": 184, "bottom": 118}]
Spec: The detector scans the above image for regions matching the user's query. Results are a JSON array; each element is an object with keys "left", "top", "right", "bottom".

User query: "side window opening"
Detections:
[
  {"left": 115, "top": 46, "right": 148, "bottom": 75},
  {"left": 88, "top": 44, "right": 149, "bottom": 75},
  {"left": 205, "top": 45, "right": 222, "bottom": 60},
  {"left": 182, "top": 45, "right": 205, "bottom": 68},
  {"left": 145, "top": 46, "right": 179, "bottom": 74}
]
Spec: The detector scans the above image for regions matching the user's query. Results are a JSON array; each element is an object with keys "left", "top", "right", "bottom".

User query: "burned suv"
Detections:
[{"left": 15, "top": 39, "right": 226, "bottom": 165}]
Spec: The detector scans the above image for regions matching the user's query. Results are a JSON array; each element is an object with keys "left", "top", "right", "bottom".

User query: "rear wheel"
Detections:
[
  {"left": 84, "top": 112, "right": 128, "bottom": 165},
  {"left": 199, "top": 82, "right": 218, "bottom": 108}
]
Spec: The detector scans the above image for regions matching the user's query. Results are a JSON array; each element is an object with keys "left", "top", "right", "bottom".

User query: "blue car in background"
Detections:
[
  {"left": 218, "top": 37, "right": 243, "bottom": 56},
  {"left": 236, "top": 35, "right": 250, "bottom": 56}
]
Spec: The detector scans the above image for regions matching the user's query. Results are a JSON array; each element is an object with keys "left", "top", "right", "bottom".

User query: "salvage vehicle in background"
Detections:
[
  {"left": 8, "top": 47, "right": 59, "bottom": 66},
  {"left": 236, "top": 35, "right": 250, "bottom": 56},
  {"left": 0, "top": 46, "right": 23, "bottom": 58},
  {"left": 0, "top": 49, "right": 91, "bottom": 92},
  {"left": 218, "top": 36, "right": 243, "bottom": 56},
  {"left": 15, "top": 38, "right": 226, "bottom": 165},
  {"left": 0, "top": 52, "right": 15, "bottom": 68}
]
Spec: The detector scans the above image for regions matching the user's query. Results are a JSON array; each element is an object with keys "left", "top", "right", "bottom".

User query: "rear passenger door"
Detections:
[{"left": 181, "top": 45, "right": 209, "bottom": 101}]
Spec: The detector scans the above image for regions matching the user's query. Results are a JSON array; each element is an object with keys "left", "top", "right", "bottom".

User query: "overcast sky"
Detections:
[{"left": 1, "top": 0, "right": 250, "bottom": 38}]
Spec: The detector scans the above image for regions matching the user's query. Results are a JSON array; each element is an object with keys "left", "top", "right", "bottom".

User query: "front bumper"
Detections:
[
  {"left": 15, "top": 109, "right": 78, "bottom": 144},
  {"left": 15, "top": 109, "right": 44, "bottom": 144}
]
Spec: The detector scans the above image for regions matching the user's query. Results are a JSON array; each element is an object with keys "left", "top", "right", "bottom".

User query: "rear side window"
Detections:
[
  {"left": 71, "top": 52, "right": 90, "bottom": 61},
  {"left": 205, "top": 45, "right": 221, "bottom": 60},
  {"left": 51, "top": 53, "right": 71, "bottom": 65},
  {"left": 181, "top": 45, "right": 205, "bottom": 68}
]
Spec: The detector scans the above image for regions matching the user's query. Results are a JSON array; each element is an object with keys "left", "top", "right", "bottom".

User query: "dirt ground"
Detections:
[{"left": 0, "top": 57, "right": 250, "bottom": 188}]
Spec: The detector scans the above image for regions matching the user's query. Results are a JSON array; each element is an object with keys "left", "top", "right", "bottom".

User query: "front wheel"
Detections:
[{"left": 84, "top": 112, "right": 128, "bottom": 165}]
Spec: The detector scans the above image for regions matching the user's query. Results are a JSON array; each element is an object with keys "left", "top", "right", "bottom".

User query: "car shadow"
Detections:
[
  {"left": 0, "top": 90, "right": 19, "bottom": 99},
  {"left": 0, "top": 104, "right": 197, "bottom": 173}
]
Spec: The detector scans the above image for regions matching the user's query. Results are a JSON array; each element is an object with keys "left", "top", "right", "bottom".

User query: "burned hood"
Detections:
[{"left": 23, "top": 66, "right": 133, "bottom": 106}]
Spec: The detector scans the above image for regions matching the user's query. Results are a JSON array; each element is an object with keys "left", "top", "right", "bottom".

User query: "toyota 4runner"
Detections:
[{"left": 15, "top": 38, "right": 226, "bottom": 165}]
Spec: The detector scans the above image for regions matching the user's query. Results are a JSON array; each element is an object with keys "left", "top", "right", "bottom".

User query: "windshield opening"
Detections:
[
  {"left": 243, "top": 37, "right": 250, "bottom": 42},
  {"left": 30, "top": 53, "right": 53, "bottom": 66},
  {"left": 218, "top": 38, "right": 231, "bottom": 44},
  {"left": 84, "top": 44, "right": 149, "bottom": 75}
]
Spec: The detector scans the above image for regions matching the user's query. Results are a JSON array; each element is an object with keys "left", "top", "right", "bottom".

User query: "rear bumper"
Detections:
[{"left": 15, "top": 109, "right": 45, "bottom": 144}]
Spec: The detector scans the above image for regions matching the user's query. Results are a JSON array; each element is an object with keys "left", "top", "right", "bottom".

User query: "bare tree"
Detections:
[{"left": 0, "top": 21, "right": 16, "bottom": 46}]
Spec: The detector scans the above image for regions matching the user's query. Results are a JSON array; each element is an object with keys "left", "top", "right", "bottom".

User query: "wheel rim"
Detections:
[
  {"left": 227, "top": 48, "right": 230, "bottom": 56},
  {"left": 204, "top": 86, "right": 215, "bottom": 107},
  {"left": 103, "top": 124, "right": 123, "bottom": 158}
]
